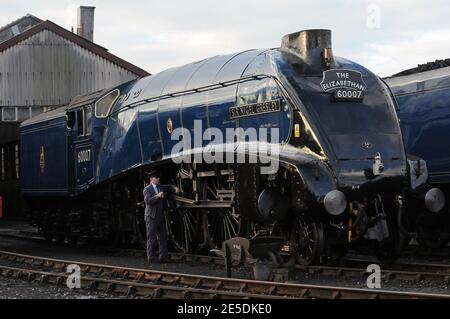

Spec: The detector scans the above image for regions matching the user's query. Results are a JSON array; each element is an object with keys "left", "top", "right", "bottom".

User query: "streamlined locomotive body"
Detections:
[
  {"left": 21, "top": 30, "right": 441, "bottom": 264},
  {"left": 386, "top": 61, "right": 450, "bottom": 248}
]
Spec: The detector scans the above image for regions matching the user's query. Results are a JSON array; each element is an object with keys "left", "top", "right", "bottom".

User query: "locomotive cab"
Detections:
[
  {"left": 67, "top": 103, "right": 94, "bottom": 190},
  {"left": 66, "top": 81, "right": 136, "bottom": 194},
  {"left": 66, "top": 89, "right": 111, "bottom": 193}
]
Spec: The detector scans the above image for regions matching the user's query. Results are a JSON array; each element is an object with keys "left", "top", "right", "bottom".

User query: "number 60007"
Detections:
[{"left": 335, "top": 90, "right": 362, "bottom": 99}]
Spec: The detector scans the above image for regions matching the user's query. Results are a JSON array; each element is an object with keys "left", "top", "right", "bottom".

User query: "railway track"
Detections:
[
  {"left": 2, "top": 230, "right": 450, "bottom": 287},
  {"left": 296, "top": 262, "right": 450, "bottom": 285},
  {"left": 0, "top": 250, "right": 449, "bottom": 299},
  {"left": 168, "top": 252, "right": 450, "bottom": 285},
  {"left": 402, "top": 246, "right": 450, "bottom": 260}
]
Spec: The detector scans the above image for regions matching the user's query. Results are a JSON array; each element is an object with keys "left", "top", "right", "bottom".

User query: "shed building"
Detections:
[{"left": 0, "top": 8, "right": 150, "bottom": 217}]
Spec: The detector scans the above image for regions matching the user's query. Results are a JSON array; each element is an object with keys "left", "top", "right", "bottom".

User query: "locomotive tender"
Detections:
[
  {"left": 21, "top": 29, "right": 443, "bottom": 264},
  {"left": 386, "top": 61, "right": 450, "bottom": 248}
]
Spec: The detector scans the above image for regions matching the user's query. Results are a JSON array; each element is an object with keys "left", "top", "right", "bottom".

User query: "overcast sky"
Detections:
[{"left": 1, "top": 0, "right": 450, "bottom": 77}]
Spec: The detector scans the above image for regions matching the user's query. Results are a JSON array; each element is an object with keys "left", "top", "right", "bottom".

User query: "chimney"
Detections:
[
  {"left": 281, "top": 29, "right": 334, "bottom": 72},
  {"left": 77, "top": 6, "right": 95, "bottom": 42}
]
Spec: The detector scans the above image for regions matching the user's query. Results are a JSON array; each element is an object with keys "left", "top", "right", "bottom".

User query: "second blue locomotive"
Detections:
[{"left": 386, "top": 60, "right": 450, "bottom": 248}]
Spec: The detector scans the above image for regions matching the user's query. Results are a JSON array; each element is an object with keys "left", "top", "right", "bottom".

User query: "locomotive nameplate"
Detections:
[
  {"left": 321, "top": 69, "right": 367, "bottom": 102},
  {"left": 229, "top": 99, "right": 281, "bottom": 119}
]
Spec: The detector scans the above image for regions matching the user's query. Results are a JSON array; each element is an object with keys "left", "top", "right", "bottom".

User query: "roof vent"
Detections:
[{"left": 281, "top": 29, "right": 334, "bottom": 72}]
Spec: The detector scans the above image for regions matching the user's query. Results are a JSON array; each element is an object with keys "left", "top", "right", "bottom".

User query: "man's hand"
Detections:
[{"left": 157, "top": 192, "right": 165, "bottom": 198}]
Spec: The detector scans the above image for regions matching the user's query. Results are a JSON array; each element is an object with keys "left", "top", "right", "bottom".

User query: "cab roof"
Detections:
[{"left": 20, "top": 106, "right": 67, "bottom": 127}]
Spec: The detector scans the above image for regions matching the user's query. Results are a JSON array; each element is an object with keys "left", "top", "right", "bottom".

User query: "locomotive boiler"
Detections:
[
  {"left": 386, "top": 61, "right": 450, "bottom": 248},
  {"left": 20, "top": 29, "right": 442, "bottom": 264}
]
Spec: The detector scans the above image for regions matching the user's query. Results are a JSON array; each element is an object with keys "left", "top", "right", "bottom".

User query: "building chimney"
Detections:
[{"left": 77, "top": 6, "right": 95, "bottom": 42}]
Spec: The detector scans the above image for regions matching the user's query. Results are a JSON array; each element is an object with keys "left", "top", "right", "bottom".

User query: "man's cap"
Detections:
[{"left": 146, "top": 170, "right": 160, "bottom": 178}]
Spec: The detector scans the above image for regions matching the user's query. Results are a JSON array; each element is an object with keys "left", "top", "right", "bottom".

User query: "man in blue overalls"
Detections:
[{"left": 143, "top": 170, "right": 171, "bottom": 263}]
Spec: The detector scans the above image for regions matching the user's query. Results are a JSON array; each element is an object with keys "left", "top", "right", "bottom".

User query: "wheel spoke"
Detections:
[
  {"left": 207, "top": 209, "right": 239, "bottom": 248},
  {"left": 230, "top": 216, "right": 238, "bottom": 237},
  {"left": 186, "top": 214, "right": 195, "bottom": 234},
  {"left": 167, "top": 209, "right": 198, "bottom": 252},
  {"left": 183, "top": 216, "right": 190, "bottom": 249},
  {"left": 222, "top": 215, "right": 227, "bottom": 242},
  {"left": 292, "top": 218, "right": 324, "bottom": 265},
  {"left": 224, "top": 215, "right": 232, "bottom": 240}
]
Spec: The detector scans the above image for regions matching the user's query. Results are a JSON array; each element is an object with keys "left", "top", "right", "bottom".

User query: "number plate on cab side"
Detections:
[{"left": 320, "top": 69, "right": 367, "bottom": 102}]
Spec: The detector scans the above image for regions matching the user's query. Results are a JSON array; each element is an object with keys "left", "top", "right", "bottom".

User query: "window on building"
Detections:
[
  {"left": 14, "top": 143, "right": 19, "bottom": 180},
  {"left": 17, "top": 107, "right": 31, "bottom": 121},
  {"left": 2, "top": 107, "right": 17, "bottom": 121},
  {"left": 31, "top": 106, "right": 44, "bottom": 117},
  {"left": 1, "top": 107, "right": 38, "bottom": 121},
  {"left": 95, "top": 90, "right": 120, "bottom": 117}
]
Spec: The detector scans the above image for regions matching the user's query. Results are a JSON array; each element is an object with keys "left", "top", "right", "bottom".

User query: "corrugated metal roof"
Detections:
[
  {"left": 0, "top": 25, "right": 146, "bottom": 107},
  {"left": 0, "top": 14, "right": 42, "bottom": 43},
  {"left": 0, "top": 20, "right": 149, "bottom": 77}
]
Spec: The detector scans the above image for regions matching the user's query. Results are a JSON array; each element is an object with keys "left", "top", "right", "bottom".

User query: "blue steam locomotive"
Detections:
[
  {"left": 386, "top": 60, "right": 450, "bottom": 248},
  {"left": 20, "top": 29, "right": 443, "bottom": 264}
]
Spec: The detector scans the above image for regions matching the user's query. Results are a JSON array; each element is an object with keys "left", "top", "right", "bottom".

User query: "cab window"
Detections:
[
  {"left": 75, "top": 106, "right": 92, "bottom": 137},
  {"left": 85, "top": 105, "right": 92, "bottom": 135},
  {"left": 77, "top": 109, "right": 84, "bottom": 136},
  {"left": 67, "top": 111, "right": 75, "bottom": 130},
  {"left": 95, "top": 90, "right": 120, "bottom": 117}
]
